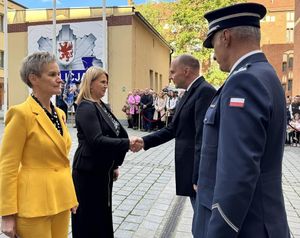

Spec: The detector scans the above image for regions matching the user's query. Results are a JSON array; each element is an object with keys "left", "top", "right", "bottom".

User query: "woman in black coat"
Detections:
[{"left": 72, "top": 66, "right": 132, "bottom": 238}]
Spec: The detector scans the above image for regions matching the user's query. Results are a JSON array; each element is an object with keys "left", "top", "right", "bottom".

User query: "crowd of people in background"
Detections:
[
  {"left": 286, "top": 95, "right": 300, "bottom": 146},
  {"left": 124, "top": 91, "right": 300, "bottom": 148},
  {"left": 122, "top": 87, "right": 185, "bottom": 132}
]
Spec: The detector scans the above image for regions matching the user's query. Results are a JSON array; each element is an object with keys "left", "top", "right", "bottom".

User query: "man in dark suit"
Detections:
[
  {"left": 132, "top": 54, "right": 216, "bottom": 208},
  {"left": 192, "top": 3, "right": 290, "bottom": 238},
  {"left": 140, "top": 88, "right": 154, "bottom": 132}
]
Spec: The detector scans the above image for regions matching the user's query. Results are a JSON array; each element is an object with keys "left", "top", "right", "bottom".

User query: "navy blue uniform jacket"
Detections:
[
  {"left": 192, "top": 53, "right": 290, "bottom": 238},
  {"left": 142, "top": 77, "right": 216, "bottom": 197}
]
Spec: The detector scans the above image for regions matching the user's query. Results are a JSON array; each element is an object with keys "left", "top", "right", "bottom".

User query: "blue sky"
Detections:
[{"left": 15, "top": 0, "right": 174, "bottom": 9}]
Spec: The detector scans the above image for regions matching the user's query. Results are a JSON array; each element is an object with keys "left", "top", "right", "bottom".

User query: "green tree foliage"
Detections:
[
  {"left": 136, "top": 0, "right": 245, "bottom": 86},
  {"left": 171, "top": 0, "right": 243, "bottom": 60},
  {"left": 204, "top": 61, "right": 228, "bottom": 87},
  {"left": 136, "top": 2, "right": 175, "bottom": 42}
]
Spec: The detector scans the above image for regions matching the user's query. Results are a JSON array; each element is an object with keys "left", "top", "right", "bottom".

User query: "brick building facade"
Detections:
[
  {"left": 293, "top": 0, "right": 300, "bottom": 96},
  {"left": 262, "top": 44, "right": 293, "bottom": 95},
  {"left": 249, "top": 0, "right": 299, "bottom": 97}
]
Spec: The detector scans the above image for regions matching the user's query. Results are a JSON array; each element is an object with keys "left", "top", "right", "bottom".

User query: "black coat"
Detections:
[
  {"left": 73, "top": 100, "right": 129, "bottom": 171},
  {"left": 72, "top": 99, "right": 129, "bottom": 238},
  {"left": 142, "top": 77, "right": 216, "bottom": 197},
  {"left": 192, "top": 53, "right": 290, "bottom": 238}
]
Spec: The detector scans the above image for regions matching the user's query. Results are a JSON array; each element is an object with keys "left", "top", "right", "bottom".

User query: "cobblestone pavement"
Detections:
[{"left": 0, "top": 124, "right": 299, "bottom": 238}]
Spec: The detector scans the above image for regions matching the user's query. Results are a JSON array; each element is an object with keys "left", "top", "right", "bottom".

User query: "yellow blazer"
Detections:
[{"left": 0, "top": 96, "right": 78, "bottom": 217}]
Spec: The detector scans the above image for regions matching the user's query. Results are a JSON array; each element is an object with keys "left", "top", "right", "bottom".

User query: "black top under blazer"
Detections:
[
  {"left": 73, "top": 100, "right": 129, "bottom": 171},
  {"left": 143, "top": 77, "right": 216, "bottom": 197}
]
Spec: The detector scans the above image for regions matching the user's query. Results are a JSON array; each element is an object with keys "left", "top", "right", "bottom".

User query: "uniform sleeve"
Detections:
[
  {"left": 76, "top": 101, "right": 129, "bottom": 152},
  {"left": 207, "top": 73, "right": 271, "bottom": 237},
  {"left": 0, "top": 107, "right": 27, "bottom": 216},
  {"left": 193, "top": 85, "right": 216, "bottom": 185}
]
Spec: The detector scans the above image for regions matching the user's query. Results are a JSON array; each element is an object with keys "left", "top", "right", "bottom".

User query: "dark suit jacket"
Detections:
[
  {"left": 142, "top": 77, "right": 216, "bottom": 197},
  {"left": 72, "top": 99, "right": 129, "bottom": 237},
  {"left": 193, "top": 53, "right": 290, "bottom": 238},
  {"left": 73, "top": 100, "right": 129, "bottom": 171}
]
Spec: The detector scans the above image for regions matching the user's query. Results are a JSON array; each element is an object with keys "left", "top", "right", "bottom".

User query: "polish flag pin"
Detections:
[{"left": 229, "top": 98, "right": 245, "bottom": 107}]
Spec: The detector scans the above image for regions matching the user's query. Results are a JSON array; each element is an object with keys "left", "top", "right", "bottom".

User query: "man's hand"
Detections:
[
  {"left": 113, "top": 168, "right": 120, "bottom": 181},
  {"left": 129, "top": 137, "right": 144, "bottom": 152},
  {"left": 193, "top": 184, "right": 198, "bottom": 192}
]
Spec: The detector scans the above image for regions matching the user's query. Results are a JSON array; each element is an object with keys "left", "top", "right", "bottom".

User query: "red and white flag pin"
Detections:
[{"left": 229, "top": 98, "right": 245, "bottom": 107}]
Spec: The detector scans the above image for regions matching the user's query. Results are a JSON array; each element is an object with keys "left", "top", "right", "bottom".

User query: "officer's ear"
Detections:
[{"left": 220, "top": 29, "right": 232, "bottom": 48}]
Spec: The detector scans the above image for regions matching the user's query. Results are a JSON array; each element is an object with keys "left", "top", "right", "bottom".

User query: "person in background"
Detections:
[
  {"left": 165, "top": 90, "right": 178, "bottom": 124},
  {"left": 153, "top": 91, "right": 166, "bottom": 130},
  {"left": 192, "top": 3, "right": 290, "bottom": 237},
  {"left": 291, "top": 95, "right": 300, "bottom": 116},
  {"left": 289, "top": 112, "right": 300, "bottom": 146},
  {"left": 0, "top": 52, "right": 78, "bottom": 238},
  {"left": 71, "top": 66, "right": 136, "bottom": 238},
  {"left": 140, "top": 88, "right": 154, "bottom": 132},
  {"left": 56, "top": 85, "right": 68, "bottom": 121},
  {"left": 286, "top": 97, "right": 293, "bottom": 145},
  {"left": 128, "top": 89, "right": 140, "bottom": 129},
  {"left": 122, "top": 92, "right": 133, "bottom": 128}
]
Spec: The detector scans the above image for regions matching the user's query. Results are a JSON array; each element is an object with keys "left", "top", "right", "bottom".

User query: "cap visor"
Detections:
[{"left": 203, "top": 35, "right": 213, "bottom": 48}]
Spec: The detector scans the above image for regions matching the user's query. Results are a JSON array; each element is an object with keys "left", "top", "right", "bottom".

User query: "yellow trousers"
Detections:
[{"left": 16, "top": 210, "right": 70, "bottom": 238}]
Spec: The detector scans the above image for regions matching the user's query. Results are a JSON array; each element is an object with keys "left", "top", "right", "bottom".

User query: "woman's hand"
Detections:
[
  {"left": 71, "top": 206, "right": 78, "bottom": 214},
  {"left": 113, "top": 168, "right": 120, "bottom": 181},
  {"left": 1, "top": 214, "right": 17, "bottom": 238}
]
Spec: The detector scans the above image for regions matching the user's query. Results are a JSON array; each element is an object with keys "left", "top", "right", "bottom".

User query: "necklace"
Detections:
[{"left": 31, "top": 94, "right": 63, "bottom": 135}]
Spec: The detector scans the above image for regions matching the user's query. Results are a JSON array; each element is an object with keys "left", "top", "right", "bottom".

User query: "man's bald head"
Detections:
[
  {"left": 170, "top": 54, "right": 200, "bottom": 89},
  {"left": 176, "top": 54, "right": 200, "bottom": 73}
]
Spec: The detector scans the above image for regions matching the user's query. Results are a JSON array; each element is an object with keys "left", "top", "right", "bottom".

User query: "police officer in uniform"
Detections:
[{"left": 192, "top": 3, "right": 290, "bottom": 238}]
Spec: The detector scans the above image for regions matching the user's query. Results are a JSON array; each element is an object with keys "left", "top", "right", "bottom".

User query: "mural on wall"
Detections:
[{"left": 28, "top": 21, "right": 105, "bottom": 107}]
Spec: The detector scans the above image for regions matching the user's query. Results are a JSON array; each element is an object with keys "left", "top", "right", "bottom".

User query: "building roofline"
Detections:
[
  {"left": 134, "top": 11, "right": 173, "bottom": 51},
  {"left": 9, "top": 0, "right": 27, "bottom": 9}
]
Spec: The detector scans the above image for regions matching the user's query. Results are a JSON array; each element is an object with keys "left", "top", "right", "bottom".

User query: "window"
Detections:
[
  {"left": 159, "top": 74, "right": 162, "bottom": 91},
  {"left": 0, "top": 15, "right": 3, "bottom": 32},
  {"left": 282, "top": 83, "right": 286, "bottom": 92},
  {"left": 155, "top": 72, "right": 158, "bottom": 92},
  {"left": 0, "top": 51, "right": 4, "bottom": 68},
  {"left": 265, "top": 15, "right": 275, "bottom": 22},
  {"left": 288, "top": 79, "right": 292, "bottom": 91},
  {"left": 282, "top": 62, "right": 287, "bottom": 72},
  {"left": 286, "top": 28, "right": 294, "bottom": 43},
  {"left": 288, "top": 57, "right": 293, "bottom": 69},
  {"left": 149, "top": 70, "right": 154, "bottom": 89},
  {"left": 286, "top": 12, "right": 294, "bottom": 43},
  {"left": 286, "top": 12, "right": 294, "bottom": 21}
]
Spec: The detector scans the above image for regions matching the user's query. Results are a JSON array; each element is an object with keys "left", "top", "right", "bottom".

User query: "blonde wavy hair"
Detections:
[{"left": 76, "top": 66, "right": 108, "bottom": 104}]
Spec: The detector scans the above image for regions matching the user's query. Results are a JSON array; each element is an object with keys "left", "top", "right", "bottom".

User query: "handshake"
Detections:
[{"left": 129, "top": 137, "right": 144, "bottom": 152}]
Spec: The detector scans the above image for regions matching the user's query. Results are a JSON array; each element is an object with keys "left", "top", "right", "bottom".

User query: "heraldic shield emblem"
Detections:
[{"left": 57, "top": 40, "right": 75, "bottom": 65}]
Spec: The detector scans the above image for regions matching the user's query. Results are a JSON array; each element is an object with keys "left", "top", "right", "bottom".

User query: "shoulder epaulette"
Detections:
[{"left": 232, "top": 63, "right": 252, "bottom": 76}]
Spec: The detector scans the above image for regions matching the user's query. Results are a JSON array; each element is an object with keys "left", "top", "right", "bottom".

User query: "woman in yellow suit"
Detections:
[{"left": 0, "top": 52, "right": 78, "bottom": 238}]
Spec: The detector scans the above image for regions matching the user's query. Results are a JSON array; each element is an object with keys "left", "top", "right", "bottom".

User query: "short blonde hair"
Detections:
[{"left": 76, "top": 66, "right": 108, "bottom": 104}]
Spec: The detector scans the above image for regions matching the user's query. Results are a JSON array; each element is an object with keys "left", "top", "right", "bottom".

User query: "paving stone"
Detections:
[
  {"left": 139, "top": 220, "right": 160, "bottom": 231},
  {"left": 124, "top": 215, "right": 144, "bottom": 224},
  {"left": 118, "top": 221, "right": 140, "bottom": 231},
  {"left": 130, "top": 209, "right": 149, "bottom": 217},
  {"left": 114, "top": 229, "right": 135, "bottom": 238}
]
